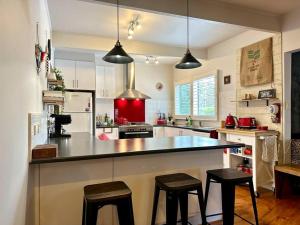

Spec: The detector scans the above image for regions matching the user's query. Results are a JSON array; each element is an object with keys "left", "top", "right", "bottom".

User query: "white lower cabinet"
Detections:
[
  {"left": 192, "top": 131, "right": 211, "bottom": 138},
  {"left": 96, "top": 128, "right": 119, "bottom": 140},
  {"left": 153, "top": 127, "right": 165, "bottom": 138},
  {"left": 155, "top": 126, "right": 211, "bottom": 138}
]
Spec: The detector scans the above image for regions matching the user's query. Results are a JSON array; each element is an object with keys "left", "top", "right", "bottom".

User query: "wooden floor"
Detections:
[{"left": 211, "top": 186, "right": 300, "bottom": 225}]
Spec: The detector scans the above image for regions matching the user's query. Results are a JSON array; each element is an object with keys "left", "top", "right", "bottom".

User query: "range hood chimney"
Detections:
[{"left": 116, "top": 62, "right": 151, "bottom": 99}]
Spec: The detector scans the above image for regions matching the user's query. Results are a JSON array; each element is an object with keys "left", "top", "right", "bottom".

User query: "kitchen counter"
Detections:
[
  {"left": 154, "top": 124, "right": 216, "bottom": 133},
  {"left": 30, "top": 132, "right": 244, "bottom": 164},
  {"left": 29, "top": 132, "right": 245, "bottom": 225},
  {"left": 217, "top": 128, "right": 279, "bottom": 136}
]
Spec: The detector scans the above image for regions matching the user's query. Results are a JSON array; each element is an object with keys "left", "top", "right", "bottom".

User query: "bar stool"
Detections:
[
  {"left": 82, "top": 181, "right": 135, "bottom": 225},
  {"left": 151, "top": 173, "right": 208, "bottom": 225},
  {"left": 204, "top": 168, "right": 259, "bottom": 225}
]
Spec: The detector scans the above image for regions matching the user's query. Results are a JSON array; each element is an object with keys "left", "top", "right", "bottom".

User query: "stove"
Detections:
[{"left": 118, "top": 123, "right": 153, "bottom": 139}]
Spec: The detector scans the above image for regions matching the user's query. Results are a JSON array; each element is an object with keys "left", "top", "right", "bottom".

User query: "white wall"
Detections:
[
  {"left": 135, "top": 63, "right": 174, "bottom": 123},
  {"left": 173, "top": 30, "right": 276, "bottom": 127},
  {"left": 0, "top": 0, "right": 51, "bottom": 225}
]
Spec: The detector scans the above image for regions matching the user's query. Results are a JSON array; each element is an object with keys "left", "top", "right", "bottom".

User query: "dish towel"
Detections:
[{"left": 262, "top": 135, "right": 278, "bottom": 163}]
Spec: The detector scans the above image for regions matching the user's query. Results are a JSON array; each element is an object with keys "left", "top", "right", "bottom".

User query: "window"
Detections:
[
  {"left": 174, "top": 72, "right": 218, "bottom": 120},
  {"left": 175, "top": 83, "right": 191, "bottom": 115},
  {"left": 193, "top": 75, "right": 217, "bottom": 119}
]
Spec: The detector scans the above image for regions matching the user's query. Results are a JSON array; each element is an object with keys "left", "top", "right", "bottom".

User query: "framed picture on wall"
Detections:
[
  {"left": 224, "top": 75, "right": 231, "bottom": 85},
  {"left": 258, "top": 89, "right": 276, "bottom": 99}
]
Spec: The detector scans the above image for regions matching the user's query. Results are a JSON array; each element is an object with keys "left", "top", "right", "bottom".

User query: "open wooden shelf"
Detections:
[
  {"left": 42, "top": 96, "right": 64, "bottom": 106},
  {"left": 47, "top": 79, "right": 63, "bottom": 86},
  {"left": 231, "top": 98, "right": 279, "bottom": 107}
]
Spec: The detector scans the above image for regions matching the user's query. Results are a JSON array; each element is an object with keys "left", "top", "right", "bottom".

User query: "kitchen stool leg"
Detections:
[
  {"left": 221, "top": 183, "right": 235, "bottom": 225},
  {"left": 117, "top": 198, "right": 135, "bottom": 225},
  {"left": 151, "top": 184, "right": 160, "bottom": 225},
  {"left": 166, "top": 191, "right": 178, "bottom": 225},
  {"left": 82, "top": 198, "right": 86, "bottom": 225},
  {"left": 179, "top": 192, "right": 188, "bottom": 225},
  {"left": 197, "top": 186, "right": 208, "bottom": 225},
  {"left": 85, "top": 202, "right": 98, "bottom": 225},
  {"left": 249, "top": 180, "right": 259, "bottom": 225},
  {"left": 204, "top": 175, "right": 211, "bottom": 212}
]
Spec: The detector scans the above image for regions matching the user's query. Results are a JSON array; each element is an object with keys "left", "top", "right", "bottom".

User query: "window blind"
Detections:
[
  {"left": 175, "top": 83, "right": 191, "bottom": 115},
  {"left": 193, "top": 75, "right": 217, "bottom": 118}
]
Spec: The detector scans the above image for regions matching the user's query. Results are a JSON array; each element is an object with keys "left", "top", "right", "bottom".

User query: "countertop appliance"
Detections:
[
  {"left": 238, "top": 117, "right": 256, "bottom": 129},
  {"left": 50, "top": 114, "right": 72, "bottom": 138},
  {"left": 63, "top": 91, "right": 93, "bottom": 133},
  {"left": 119, "top": 122, "right": 153, "bottom": 139},
  {"left": 225, "top": 114, "right": 238, "bottom": 129}
]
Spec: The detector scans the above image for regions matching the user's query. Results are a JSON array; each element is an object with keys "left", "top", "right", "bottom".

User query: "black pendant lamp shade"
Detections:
[
  {"left": 176, "top": 0, "right": 201, "bottom": 69},
  {"left": 103, "top": 40, "right": 133, "bottom": 64},
  {"left": 175, "top": 49, "right": 201, "bottom": 69},
  {"left": 103, "top": 0, "right": 133, "bottom": 64}
]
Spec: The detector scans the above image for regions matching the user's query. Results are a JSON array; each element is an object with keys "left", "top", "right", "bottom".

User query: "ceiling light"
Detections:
[
  {"left": 155, "top": 57, "right": 159, "bottom": 64},
  {"left": 175, "top": 0, "right": 201, "bottom": 69},
  {"left": 103, "top": 0, "right": 133, "bottom": 64},
  {"left": 145, "top": 57, "right": 150, "bottom": 64},
  {"left": 128, "top": 34, "right": 133, "bottom": 39},
  {"left": 128, "top": 28, "right": 134, "bottom": 35}
]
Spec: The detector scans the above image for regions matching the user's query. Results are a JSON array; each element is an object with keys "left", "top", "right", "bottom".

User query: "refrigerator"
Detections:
[{"left": 63, "top": 91, "right": 93, "bottom": 133}]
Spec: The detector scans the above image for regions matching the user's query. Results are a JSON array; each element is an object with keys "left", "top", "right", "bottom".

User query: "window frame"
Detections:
[
  {"left": 174, "top": 81, "right": 193, "bottom": 119},
  {"left": 174, "top": 70, "right": 219, "bottom": 121}
]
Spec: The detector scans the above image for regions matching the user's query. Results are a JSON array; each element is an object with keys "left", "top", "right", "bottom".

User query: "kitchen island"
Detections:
[{"left": 29, "top": 133, "right": 244, "bottom": 225}]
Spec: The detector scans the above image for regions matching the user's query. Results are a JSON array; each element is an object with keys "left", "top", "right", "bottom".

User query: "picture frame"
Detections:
[
  {"left": 258, "top": 89, "right": 276, "bottom": 99},
  {"left": 224, "top": 75, "right": 231, "bottom": 85}
]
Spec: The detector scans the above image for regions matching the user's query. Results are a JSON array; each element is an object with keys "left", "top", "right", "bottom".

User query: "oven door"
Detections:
[{"left": 119, "top": 131, "right": 153, "bottom": 139}]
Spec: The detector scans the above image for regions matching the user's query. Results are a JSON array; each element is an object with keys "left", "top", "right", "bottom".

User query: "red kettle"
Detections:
[{"left": 225, "top": 114, "right": 238, "bottom": 129}]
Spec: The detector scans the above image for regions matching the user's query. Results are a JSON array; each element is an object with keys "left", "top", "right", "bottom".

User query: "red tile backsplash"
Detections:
[{"left": 114, "top": 99, "right": 145, "bottom": 123}]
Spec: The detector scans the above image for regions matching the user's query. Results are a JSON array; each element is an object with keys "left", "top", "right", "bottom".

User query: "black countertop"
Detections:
[{"left": 30, "top": 132, "right": 244, "bottom": 164}]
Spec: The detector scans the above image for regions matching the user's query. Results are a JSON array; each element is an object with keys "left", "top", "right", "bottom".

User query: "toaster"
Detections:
[{"left": 238, "top": 117, "right": 256, "bottom": 129}]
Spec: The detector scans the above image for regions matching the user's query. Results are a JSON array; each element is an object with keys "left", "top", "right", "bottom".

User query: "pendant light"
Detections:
[
  {"left": 103, "top": 0, "right": 133, "bottom": 64},
  {"left": 175, "top": 0, "right": 201, "bottom": 69}
]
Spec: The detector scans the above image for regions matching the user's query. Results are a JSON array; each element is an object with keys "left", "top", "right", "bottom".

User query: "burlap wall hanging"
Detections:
[{"left": 240, "top": 38, "right": 273, "bottom": 86}]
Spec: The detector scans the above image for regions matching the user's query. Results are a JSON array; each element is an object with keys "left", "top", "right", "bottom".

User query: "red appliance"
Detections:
[
  {"left": 225, "top": 114, "right": 238, "bottom": 129},
  {"left": 238, "top": 117, "right": 256, "bottom": 129}
]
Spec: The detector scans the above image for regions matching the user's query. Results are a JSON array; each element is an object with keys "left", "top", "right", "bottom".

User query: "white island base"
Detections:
[{"left": 30, "top": 150, "right": 224, "bottom": 225}]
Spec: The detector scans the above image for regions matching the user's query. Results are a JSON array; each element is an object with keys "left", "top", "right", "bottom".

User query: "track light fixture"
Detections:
[{"left": 127, "top": 15, "right": 141, "bottom": 39}]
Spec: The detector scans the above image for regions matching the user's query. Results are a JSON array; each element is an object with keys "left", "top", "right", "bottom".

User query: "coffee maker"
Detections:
[{"left": 50, "top": 114, "right": 72, "bottom": 138}]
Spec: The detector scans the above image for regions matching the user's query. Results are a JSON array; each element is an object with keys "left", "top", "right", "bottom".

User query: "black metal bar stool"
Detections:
[
  {"left": 151, "top": 173, "right": 208, "bottom": 225},
  {"left": 82, "top": 181, "right": 135, "bottom": 225},
  {"left": 204, "top": 168, "right": 259, "bottom": 225}
]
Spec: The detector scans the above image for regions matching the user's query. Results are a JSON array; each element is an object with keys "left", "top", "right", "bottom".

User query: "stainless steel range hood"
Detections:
[{"left": 116, "top": 62, "right": 151, "bottom": 100}]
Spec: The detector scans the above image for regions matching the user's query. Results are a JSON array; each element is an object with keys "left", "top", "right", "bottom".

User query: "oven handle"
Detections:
[{"left": 124, "top": 131, "right": 151, "bottom": 135}]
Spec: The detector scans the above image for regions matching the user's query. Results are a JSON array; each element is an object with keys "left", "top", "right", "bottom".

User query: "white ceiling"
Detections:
[
  {"left": 47, "top": 0, "right": 247, "bottom": 49},
  {"left": 216, "top": 0, "right": 300, "bottom": 15}
]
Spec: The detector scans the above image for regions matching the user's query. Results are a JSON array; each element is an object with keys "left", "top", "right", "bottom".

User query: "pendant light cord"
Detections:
[
  {"left": 117, "top": 0, "right": 120, "bottom": 41},
  {"left": 187, "top": 0, "right": 189, "bottom": 50}
]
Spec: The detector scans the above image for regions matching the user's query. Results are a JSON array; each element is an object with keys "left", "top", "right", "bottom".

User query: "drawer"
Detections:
[{"left": 226, "top": 134, "right": 255, "bottom": 146}]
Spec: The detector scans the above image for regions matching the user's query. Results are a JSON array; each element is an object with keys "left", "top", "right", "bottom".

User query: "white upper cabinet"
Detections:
[
  {"left": 96, "top": 65, "right": 116, "bottom": 98},
  {"left": 55, "top": 59, "right": 76, "bottom": 89},
  {"left": 76, "top": 61, "right": 95, "bottom": 90},
  {"left": 55, "top": 59, "right": 95, "bottom": 90}
]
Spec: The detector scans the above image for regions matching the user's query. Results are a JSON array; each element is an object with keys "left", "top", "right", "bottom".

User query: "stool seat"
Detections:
[
  {"left": 84, "top": 181, "right": 131, "bottom": 202},
  {"left": 82, "top": 181, "right": 135, "bottom": 225},
  {"left": 156, "top": 173, "right": 202, "bottom": 191},
  {"left": 207, "top": 168, "right": 252, "bottom": 183}
]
